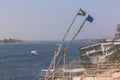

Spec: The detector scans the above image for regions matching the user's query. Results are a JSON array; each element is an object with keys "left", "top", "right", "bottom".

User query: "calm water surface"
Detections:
[{"left": 0, "top": 41, "right": 86, "bottom": 80}]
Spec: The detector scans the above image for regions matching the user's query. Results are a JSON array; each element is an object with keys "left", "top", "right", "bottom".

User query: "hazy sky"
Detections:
[{"left": 0, "top": 0, "right": 120, "bottom": 41}]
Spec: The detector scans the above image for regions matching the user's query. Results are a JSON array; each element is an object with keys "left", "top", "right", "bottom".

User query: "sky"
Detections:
[{"left": 0, "top": 0, "right": 120, "bottom": 41}]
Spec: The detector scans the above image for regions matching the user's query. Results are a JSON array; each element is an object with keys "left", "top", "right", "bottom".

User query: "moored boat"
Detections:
[{"left": 80, "top": 40, "right": 120, "bottom": 63}]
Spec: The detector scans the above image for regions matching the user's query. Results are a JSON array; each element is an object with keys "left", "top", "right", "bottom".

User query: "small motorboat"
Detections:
[{"left": 31, "top": 50, "right": 38, "bottom": 56}]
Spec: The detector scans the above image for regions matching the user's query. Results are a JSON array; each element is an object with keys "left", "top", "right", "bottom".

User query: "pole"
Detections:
[
  {"left": 52, "top": 57, "right": 56, "bottom": 80},
  {"left": 62, "top": 13, "right": 78, "bottom": 42},
  {"left": 50, "top": 9, "right": 80, "bottom": 69},
  {"left": 57, "top": 19, "right": 87, "bottom": 68}
]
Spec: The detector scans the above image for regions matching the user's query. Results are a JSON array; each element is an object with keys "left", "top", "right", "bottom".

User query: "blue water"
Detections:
[{"left": 0, "top": 41, "right": 86, "bottom": 80}]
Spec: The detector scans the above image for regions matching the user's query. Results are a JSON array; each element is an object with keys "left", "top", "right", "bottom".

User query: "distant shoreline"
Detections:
[
  {"left": 0, "top": 38, "right": 23, "bottom": 43},
  {"left": 0, "top": 38, "right": 108, "bottom": 44}
]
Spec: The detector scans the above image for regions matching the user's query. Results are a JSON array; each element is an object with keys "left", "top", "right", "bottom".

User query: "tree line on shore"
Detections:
[{"left": 0, "top": 38, "right": 23, "bottom": 43}]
